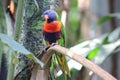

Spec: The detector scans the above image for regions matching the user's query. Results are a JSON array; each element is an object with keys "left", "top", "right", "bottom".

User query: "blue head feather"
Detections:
[{"left": 43, "top": 10, "right": 57, "bottom": 23}]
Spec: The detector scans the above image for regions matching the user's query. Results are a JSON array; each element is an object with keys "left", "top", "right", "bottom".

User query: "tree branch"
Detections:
[{"left": 42, "top": 45, "right": 117, "bottom": 80}]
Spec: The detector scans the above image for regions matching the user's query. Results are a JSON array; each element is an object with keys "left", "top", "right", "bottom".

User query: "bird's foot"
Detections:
[
  {"left": 44, "top": 43, "right": 58, "bottom": 52},
  {"left": 45, "top": 46, "right": 51, "bottom": 51},
  {"left": 51, "top": 43, "right": 58, "bottom": 47}
]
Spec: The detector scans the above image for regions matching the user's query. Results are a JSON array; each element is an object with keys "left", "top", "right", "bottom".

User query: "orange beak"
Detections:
[{"left": 44, "top": 15, "right": 49, "bottom": 21}]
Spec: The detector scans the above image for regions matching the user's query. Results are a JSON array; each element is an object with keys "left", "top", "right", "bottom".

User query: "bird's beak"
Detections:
[{"left": 44, "top": 15, "right": 49, "bottom": 21}]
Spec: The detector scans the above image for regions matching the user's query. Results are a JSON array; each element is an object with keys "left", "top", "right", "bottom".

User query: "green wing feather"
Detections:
[
  {"left": 58, "top": 24, "right": 66, "bottom": 46},
  {"left": 56, "top": 24, "right": 71, "bottom": 79},
  {"left": 46, "top": 23, "right": 71, "bottom": 80}
]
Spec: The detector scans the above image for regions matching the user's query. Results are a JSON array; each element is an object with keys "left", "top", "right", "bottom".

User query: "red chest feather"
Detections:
[{"left": 43, "top": 21, "right": 62, "bottom": 33}]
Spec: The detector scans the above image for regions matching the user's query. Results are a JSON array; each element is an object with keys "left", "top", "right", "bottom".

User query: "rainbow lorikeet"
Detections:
[{"left": 42, "top": 10, "right": 71, "bottom": 79}]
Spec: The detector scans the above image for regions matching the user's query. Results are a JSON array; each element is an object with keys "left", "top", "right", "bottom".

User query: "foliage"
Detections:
[
  {"left": 66, "top": 13, "right": 120, "bottom": 79},
  {"left": 97, "top": 13, "right": 120, "bottom": 25},
  {"left": 87, "top": 47, "right": 99, "bottom": 59},
  {"left": 0, "top": 33, "right": 44, "bottom": 67},
  {"left": 0, "top": 0, "right": 120, "bottom": 79},
  {"left": 66, "top": 0, "right": 80, "bottom": 47},
  {"left": 87, "top": 13, "right": 120, "bottom": 60},
  {"left": 87, "top": 28, "right": 120, "bottom": 60}
]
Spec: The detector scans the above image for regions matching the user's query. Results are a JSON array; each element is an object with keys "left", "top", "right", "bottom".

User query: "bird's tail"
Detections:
[{"left": 56, "top": 52, "right": 71, "bottom": 79}]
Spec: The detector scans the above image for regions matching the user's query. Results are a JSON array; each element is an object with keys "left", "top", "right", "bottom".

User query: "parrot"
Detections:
[{"left": 42, "top": 9, "right": 71, "bottom": 79}]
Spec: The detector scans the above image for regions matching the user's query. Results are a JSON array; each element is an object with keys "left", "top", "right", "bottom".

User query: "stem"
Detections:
[
  {"left": 0, "top": 1, "right": 7, "bottom": 33},
  {"left": 42, "top": 45, "right": 117, "bottom": 80},
  {"left": 0, "top": 1, "right": 4, "bottom": 66},
  {"left": 7, "top": 0, "right": 25, "bottom": 80},
  {"left": 7, "top": 51, "right": 15, "bottom": 80},
  {"left": 14, "top": 0, "right": 25, "bottom": 41},
  {"left": 0, "top": 1, "right": 8, "bottom": 80}
]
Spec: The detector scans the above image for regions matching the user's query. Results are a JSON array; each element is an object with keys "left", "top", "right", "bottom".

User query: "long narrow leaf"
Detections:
[
  {"left": 87, "top": 47, "right": 100, "bottom": 60},
  {"left": 108, "top": 27, "right": 120, "bottom": 42},
  {"left": 97, "top": 13, "right": 120, "bottom": 25},
  {"left": 94, "top": 39, "right": 120, "bottom": 65},
  {"left": 97, "top": 15, "right": 113, "bottom": 25},
  {"left": 0, "top": 33, "right": 44, "bottom": 67}
]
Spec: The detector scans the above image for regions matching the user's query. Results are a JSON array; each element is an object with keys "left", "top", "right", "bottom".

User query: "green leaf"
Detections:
[
  {"left": 96, "top": 33, "right": 110, "bottom": 44},
  {"left": 110, "top": 13, "right": 120, "bottom": 19},
  {"left": 97, "top": 13, "right": 120, "bottom": 25},
  {"left": 87, "top": 47, "right": 100, "bottom": 60},
  {"left": 0, "top": 33, "right": 30, "bottom": 54},
  {"left": 97, "top": 15, "right": 113, "bottom": 25},
  {"left": 108, "top": 27, "right": 120, "bottom": 42},
  {"left": 102, "top": 34, "right": 109, "bottom": 44},
  {"left": 0, "top": 33, "right": 44, "bottom": 67},
  {"left": 93, "top": 26, "right": 120, "bottom": 44},
  {"left": 13, "top": 52, "right": 19, "bottom": 64},
  {"left": 94, "top": 40, "right": 120, "bottom": 65}
]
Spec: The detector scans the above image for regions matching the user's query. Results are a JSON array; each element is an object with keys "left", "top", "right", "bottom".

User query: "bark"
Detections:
[
  {"left": 78, "top": 0, "right": 90, "bottom": 40},
  {"left": 30, "top": 0, "right": 60, "bottom": 79},
  {"left": 7, "top": 0, "right": 25, "bottom": 80},
  {"left": 76, "top": 67, "right": 91, "bottom": 80},
  {"left": 109, "top": 0, "right": 119, "bottom": 79},
  {"left": 59, "top": 0, "right": 70, "bottom": 27},
  {"left": 14, "top": 0, "right": 52, "bottom": 80},
  {"left": 77, "top": 1, "right": 91, "bottom": 79}
]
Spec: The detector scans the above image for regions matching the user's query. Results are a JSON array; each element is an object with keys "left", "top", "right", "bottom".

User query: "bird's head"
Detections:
[{"left": 43, "top": 9, "right": 58, "bottom": 23}]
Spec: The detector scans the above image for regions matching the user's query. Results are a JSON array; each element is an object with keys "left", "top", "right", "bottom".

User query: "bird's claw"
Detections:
[
  {"left": 44, "top": 43, "right": 58, "bottom": 52},
  {"left": 44, "top": 46, "right": 50, "bottom": 51},
  {"left": 51, "top": 43, "right": 58, "bottom": 47}
]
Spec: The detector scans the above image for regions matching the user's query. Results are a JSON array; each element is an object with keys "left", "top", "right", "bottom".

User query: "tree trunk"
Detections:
[
  {"left": 14, "top": 0, "right": 58, "bottom": 79},
  {"left": 14, "top": 0, "right": 45, "bottom": 79},
  {"left": 109, "top": 0, "right": 120, "bottom": 80}
]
